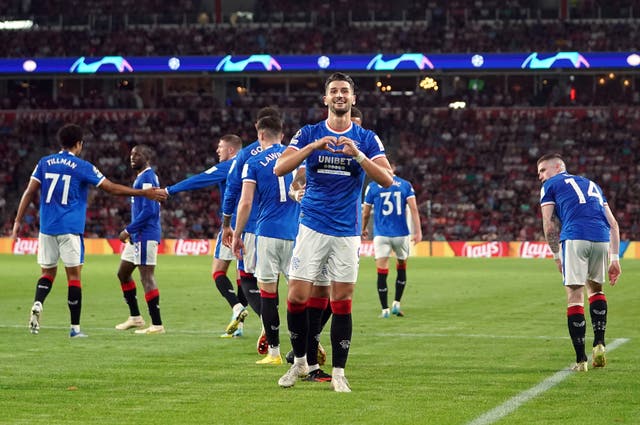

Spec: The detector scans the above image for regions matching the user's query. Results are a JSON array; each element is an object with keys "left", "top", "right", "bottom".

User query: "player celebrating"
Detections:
[
  {"left": 115, "top": 145, "right": 165, "bottom": 334},
  {"left": 362, "top": 166, "right": 422, "bottom": 318},
  {"left": 274, "top": 72, "right": 393, "bottom": 392},
  {"left": 537, "top": 153, "right": 621, "bottom": 371},
  {"left": 231, "top": 115, "right": 300, "bottom": 365},
  {"left": 283, "top": 106, "right": 366, "bottom": 379},
  {"left": 12, "top": 124, "right": 166, "bottom": 337}
]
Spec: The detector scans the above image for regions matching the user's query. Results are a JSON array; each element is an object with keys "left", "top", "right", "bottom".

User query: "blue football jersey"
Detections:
[
  {"left": 364, "top": 176, "right": 415, "bottom": 237},
  {"left": 242, "top": 144, "right": 300, "bottom": 240},
  {"left": 288, "top": 120, "right": 386, "bottom": 236},
  {"left": 222, "top": 140, "right": 262, "bottom": 232},
  {"left": 31, "top": 151, "right": 105, "bottom": 235},
  {"left": 166, "top": 158, "right": 233, "bottom": 219},
  {"left": 540, "top": 172, "right": 610, "bottom": 242},
  {"left": 126, "top": 167, "right": 161, "bottom": 242}
]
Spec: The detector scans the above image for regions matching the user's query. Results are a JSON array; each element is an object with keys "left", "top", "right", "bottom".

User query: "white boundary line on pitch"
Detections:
[{"left": 465, "top": 337, "right": 630, "bottom": 425}]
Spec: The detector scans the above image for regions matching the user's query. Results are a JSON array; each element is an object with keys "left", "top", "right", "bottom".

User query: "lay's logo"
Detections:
[
  {"left": 175, "top": 239, "right": 210, "bottom": 256},
  {"left": 13, "top": 238, "right": 38, "bottom": 255},
  {"left": 519, "top": 241, "right": 553, "bottom": 258}
]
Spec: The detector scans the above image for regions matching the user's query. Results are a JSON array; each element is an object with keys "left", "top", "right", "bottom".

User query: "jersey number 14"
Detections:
[{"left": 564, "top": 178, "right": 604, "bottom": 206}]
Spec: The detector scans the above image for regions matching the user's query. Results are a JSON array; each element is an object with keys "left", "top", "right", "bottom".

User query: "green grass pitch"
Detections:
[{"left": 1, "top": 255, "right": 638, "bottom": 425}]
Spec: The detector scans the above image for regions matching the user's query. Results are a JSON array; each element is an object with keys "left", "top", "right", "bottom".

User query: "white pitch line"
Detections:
[{"left": 466, "top": 338, "right": 630, "bottom": 425}]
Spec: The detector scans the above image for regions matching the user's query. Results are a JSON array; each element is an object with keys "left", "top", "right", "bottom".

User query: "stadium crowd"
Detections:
[
  {"left": 3, "top": 100, "right": 639, "bottom": 242},
  {"left": 3, "top": 0, "right": 638, "bottom": 21},
  {"left": 1, "top": 0, "right": 640, "bottom": 57},
  {"left": 2, "top": 18, "right": 640, "bottom": 57},
  {"left": 2, "top": 0, "right": 639, "bottom": 242}
]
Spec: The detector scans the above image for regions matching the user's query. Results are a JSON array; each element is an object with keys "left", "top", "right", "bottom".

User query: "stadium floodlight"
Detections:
[
  {"left": 448, "top": 101, "right": 467, "bottom": 109},
  {"left": 0, "top": 20, "right": 34, "bottom": 30}
]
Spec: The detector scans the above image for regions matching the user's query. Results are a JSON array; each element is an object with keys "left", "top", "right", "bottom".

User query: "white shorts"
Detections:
[
  {"left": 561, "top": 240, "right": 609, "bottom": 286},
  {"left": 289, "top": 223, "right": 360, "bottom": 284},
  {"left": 38, "top": 233, "right": 84, "bottom": 268},
  {"left": 255, "top": 236, "right": 294, "bottom": 283},
  {"left": 214, "top": 231, "right": 235, "bottom": 261},
  {"left": 121, "top": 239, "right": 158, "bottom": 266},
  {"left": 238, "top": 232, "right": 257, "bottom": 274},
  {"left": 373, "top": 235, "right": 410, "bottom": 260}
]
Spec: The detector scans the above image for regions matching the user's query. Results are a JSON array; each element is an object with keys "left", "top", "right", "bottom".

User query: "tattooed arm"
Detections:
[{"left": 541, "top": 204, "right": 562, "bottom": 272}]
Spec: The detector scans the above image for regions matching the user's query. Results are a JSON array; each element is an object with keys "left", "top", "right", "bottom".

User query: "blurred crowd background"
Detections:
[{"left": 1, "top": 0, "right": 638, "bottom": 241}]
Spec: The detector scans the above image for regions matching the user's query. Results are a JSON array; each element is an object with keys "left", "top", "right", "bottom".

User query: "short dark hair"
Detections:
[
  {"left": 351, "top": 106, "right": 363, "bottom": 120},
  {"left": 57, "top": 124, "right": 84, "bottom": 149},
  {"left": 220, "top": 134, "right": 242, "bottom": 150},
  {"left": 256, "top": 106, "right": 281, "bottom": 121},
  {"left": 537, "top": 153, "right": 563, "bottom": 166},
  {"left": 133, "top": 144, "right": 155, "bottom": 164},
  {"left": 324, "top": 72, "right": 355, "bottom": 92},
  {"left": 256, "top": 115, "right": 283, "bottom": 138}
]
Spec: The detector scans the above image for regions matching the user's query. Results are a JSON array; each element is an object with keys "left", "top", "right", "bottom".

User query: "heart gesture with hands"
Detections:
[
  {"left": 311, "top": 135, "right": 361, "bottom": 158},
  {"left": 311, "top": 135, "right": 339, "bottom": 153},
  {"left": 335, "top": 136, "right": 360, "bottom": 158}
]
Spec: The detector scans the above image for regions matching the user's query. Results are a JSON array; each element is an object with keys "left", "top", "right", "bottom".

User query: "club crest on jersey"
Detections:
[
  {"left": 92, "top": 166, "right": 104, "bottom": 178},
  {"left": 290, "top": 129, "right": 302, "bottom": 146}
]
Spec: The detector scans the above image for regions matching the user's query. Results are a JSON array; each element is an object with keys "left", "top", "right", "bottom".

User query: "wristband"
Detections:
[
  {"left": 610, "top": 254, "right": 619, "bottom": 261},
  {"left": 552, "top": 252, "right": 560, "bottom": 260},
  {"left": 354, "top": 151, "right": 366, "bottom": 163}
]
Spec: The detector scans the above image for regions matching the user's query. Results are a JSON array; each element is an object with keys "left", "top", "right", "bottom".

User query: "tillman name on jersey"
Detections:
[{"left": 46, "top": 157, "right": 77, "bottom": 169}]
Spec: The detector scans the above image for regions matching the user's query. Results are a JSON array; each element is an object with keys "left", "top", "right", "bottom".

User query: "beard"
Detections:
[{"left": 329, "top": 102, "right": 350, "bottom": 116}]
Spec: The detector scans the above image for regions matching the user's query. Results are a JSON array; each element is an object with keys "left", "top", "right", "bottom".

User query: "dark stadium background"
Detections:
[{"left": 1, "top": 0, "right": 638, "bottom": 244}]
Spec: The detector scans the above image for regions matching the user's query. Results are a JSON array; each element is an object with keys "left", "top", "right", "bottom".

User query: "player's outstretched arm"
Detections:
[{"left": 100, "top": 179, "right": 167, "bottom": 201}]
